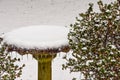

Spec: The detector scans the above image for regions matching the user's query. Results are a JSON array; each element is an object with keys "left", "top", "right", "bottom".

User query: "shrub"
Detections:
[
  {"left": 0, "top": 39, "right": 25, "bottom": 80},
  {"left": 63, "top": 0, "right": 120, "bottom": 80}
]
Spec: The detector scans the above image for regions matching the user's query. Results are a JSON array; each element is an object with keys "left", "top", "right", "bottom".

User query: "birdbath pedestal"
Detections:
[{"left": 3, "top": 25, "right": 69, "bottom": 80}]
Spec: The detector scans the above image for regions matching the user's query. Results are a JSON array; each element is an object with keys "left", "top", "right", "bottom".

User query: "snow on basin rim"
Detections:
[{"left": 3, "top": 25, "right": 69, "bottom": 49}]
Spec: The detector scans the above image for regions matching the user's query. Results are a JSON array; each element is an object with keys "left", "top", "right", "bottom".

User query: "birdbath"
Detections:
[{"left": 3, "top": 25, "right": 69, "bottom": 80}]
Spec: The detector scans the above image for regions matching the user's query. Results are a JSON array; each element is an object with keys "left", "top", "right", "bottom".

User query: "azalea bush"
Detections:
[
  {"left": 63, "top": 0, "right": 120, "bottom": 80},
  {"left": 0, "top": 38, "right": 25, "bottom": 80}
]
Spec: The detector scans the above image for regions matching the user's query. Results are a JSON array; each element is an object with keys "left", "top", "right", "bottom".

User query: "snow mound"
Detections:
[{"left": 3, "top": 25, "right": 69, "bottom": 49}]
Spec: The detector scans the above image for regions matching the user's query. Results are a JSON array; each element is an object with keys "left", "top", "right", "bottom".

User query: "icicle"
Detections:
[
  {"left": 32, "top": 55, "right": 34, "bottom": 60},
  {"left": 27, "top": 54, "right": 28, "bottom": 60},
  {"left": 21, "top": 55, "right": 23, "bottom": 60},
  {"left": 16, "top": 52, "right": 17, "bottom": 58},
  {"left": 58, "top": 53, "right": 60, "bottom": 57},
  {"left": 10, "top": 52, "right": 12, "bottom": 57}
]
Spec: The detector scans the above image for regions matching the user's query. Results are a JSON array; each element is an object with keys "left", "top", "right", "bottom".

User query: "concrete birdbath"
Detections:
[{"left": 3, "top": 25, "right": 69, "bottom": 80}]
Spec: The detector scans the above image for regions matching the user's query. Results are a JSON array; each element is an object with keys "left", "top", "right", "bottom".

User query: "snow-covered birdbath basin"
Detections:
[{"left": 3, "top": 25, "right": 69, "bottom": 80}]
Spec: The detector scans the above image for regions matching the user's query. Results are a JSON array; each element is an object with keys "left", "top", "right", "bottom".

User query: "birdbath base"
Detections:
[{"left": 33, "top": 53, "right": 56, "bottom": 80}]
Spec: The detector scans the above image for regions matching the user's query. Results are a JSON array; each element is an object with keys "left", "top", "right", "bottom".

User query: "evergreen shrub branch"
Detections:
[
  {"left": 0, "top": 38, "right": 25, "bottom": 80},
  {"left": 63, "top": 0, "right": 120, "bottom": 80}
]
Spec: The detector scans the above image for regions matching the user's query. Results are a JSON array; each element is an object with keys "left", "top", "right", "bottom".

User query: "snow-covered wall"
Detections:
[{"left": 0, "top": 0, "right": 115, "bottom": 34}]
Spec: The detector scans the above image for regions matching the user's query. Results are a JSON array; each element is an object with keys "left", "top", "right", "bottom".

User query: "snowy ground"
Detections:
[{"left": 0, "top": 0, "right": 115, "bottom": 80}]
